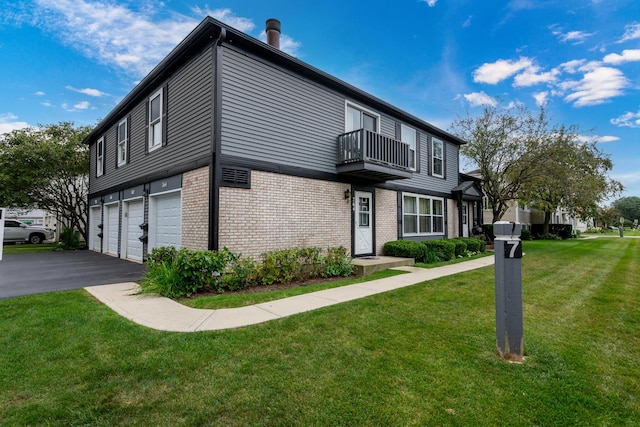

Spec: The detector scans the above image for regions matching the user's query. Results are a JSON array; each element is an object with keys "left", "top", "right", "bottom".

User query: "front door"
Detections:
[
  {"left": 354, "top": 191, "right": 373, "bottom": 255},
  {"left": 462, "top": 203, "right": 469, "bottom": 237}
]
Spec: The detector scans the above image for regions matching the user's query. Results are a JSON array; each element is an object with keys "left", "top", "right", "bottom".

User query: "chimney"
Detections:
[{"left": 265, "top": 18, "right": 281, "bottom": 49}]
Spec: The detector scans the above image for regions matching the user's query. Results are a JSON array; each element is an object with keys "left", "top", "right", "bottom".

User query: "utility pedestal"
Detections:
[{"left": 494, "top": 221, "right": 524, "bottom": 362}]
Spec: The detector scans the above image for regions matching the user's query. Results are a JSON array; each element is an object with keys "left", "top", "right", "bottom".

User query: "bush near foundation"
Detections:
[
  {"left": 140, "top": 246, "right": 354, "bottom": 298},
  {"left": 423, "top": 240, "right": 456, "bottom": 262},
  {"left": 383, "top": 240, "right": 427, "bottom": 262}
]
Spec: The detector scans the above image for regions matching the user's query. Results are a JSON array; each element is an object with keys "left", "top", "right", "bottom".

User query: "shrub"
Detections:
[
  {"left": 221, "top": 256, "right": 257, "bottom": 291},
  {"left": 383, "top": 240, "right": 426, "bottom": 262},
  {"left": 520, "top": 228, "right": 531, "bottom": 241},
  {"left": 297, "top": 247, "right": 324, "bottom": 281},
  {"left": 57, "top": 226, "right": 83, "bottom": 250},
  {"left": 462, "top": 238, "right": 484, "bottom": 253},
  {"left": 538, "top": 233, "right": 561, "bottom": 241},
  {"left": 423, "top": 240, "right": 455, "bottom": 261},
  {"left": 147, "top": 246, "right": 178, "bottom": 267},
  {"left": 322, "top": 246, "right": 354, "bottom": 278},
  {"left": 258, "top": 248, "right": 300, "bottom": 285},
  {"left": 451, "top": 239, "right": 468, "bottom": 257}
]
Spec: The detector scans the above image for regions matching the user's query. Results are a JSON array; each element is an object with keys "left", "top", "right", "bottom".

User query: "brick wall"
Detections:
[
  {"left": 181, "top": 166, "right": 210, "bottom": 250},
  {"left": 219, "top": 171, "right": 351, "bottom": 258},
  {"left": 375, "top": 188, "right": 398, "bottom": 255}
]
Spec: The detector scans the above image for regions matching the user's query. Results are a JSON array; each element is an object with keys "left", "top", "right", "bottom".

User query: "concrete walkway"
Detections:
[{"left": 85, "top": 256, "right": 495, "bottom": 332}]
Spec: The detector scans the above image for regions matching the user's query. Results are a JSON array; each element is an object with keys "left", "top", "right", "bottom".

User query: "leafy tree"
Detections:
[
  {"left": 518, "top": 125, "right": 623, "bottom": 234},
  {"left": 451, "top": 103, "right": 550, "bottom": 223},
  {"left": 612, "top": 196, "right": 640, "bottom": 225},
  {"left": 0, "top": 122, "right": 92, "bottom": 242}
]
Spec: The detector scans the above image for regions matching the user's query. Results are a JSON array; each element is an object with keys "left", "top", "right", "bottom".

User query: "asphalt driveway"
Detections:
[{"left": 0, "top": 250, "right": 147, "bottom": 299}]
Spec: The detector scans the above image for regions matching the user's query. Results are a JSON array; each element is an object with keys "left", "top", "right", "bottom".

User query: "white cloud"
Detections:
[
  {"left": 552, "top": 29, "right": 595, "bottom": 44},
  {"left": 421, "top": 0, "right": 438, "bottom": 6},
  {"left": 618, "top": 23, "right": 640, "bottom": 43},
  {"left": 463, "top": 16, "right": 472, "bottom": 27},
  {"left": 562, "top": 66, "right": 629, "bottom": 107},
  {"left": 513, "top": 66, "right": 559, "bottom": 87},
  {"left": 0, "top": 113, "right": 30, "bottom": 134},
  {"left": 473, "top": 57, "right": 533, "bottom": 84},
  {"left": 258, "top": 33, "right": 302, "bottom": 56},
  {"left": 611, "top": 111, "right": 640, "bottom": 128},
  {"left": 66, "top": 85, "right": 108, "bottom": 97},
  {"left": 577, "top": 134, "right": 620, "bottom": 143},
  {"left": 192, "top": 7, "right": 255, "bottom": 33},
  {"left": 533, "top": 91, "right": 549, "bottom": 106},
  {"left": 559, "top": 59, "right": 587, "bottom": 74},
  {"left": 35, "top": 91, "right": 45, "bottom": 96},
  {"left": 74, "top": 101, "right": 90, "bottom": 110},
  {"left": 23, "top": 1, "right": 301, "bottom": 78},
  {"left": 462, "top": 91, "right": 497, "bottom": 107},
  {"left": 603, "top": 49, "right": 640, "bottom": 65}
]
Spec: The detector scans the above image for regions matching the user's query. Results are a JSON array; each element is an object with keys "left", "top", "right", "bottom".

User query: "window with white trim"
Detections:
[
  {"left": 432, "top": 138, "right": 444, "bottom": 177},
  {"left": 400, "top": 124, "right": 417, "bottom": 170},
  {"left": 117, "top": 118, "right": 127, "bottom": 166},
  {"left": 148, "top": 89, "right": 163, "bottom": 151},
  {"left": 96, "top": 136, "right": 104, "bottom": 177},
  {"left": 403, "top": 193, "right": 444, "bottom": 236},
  {"left": 345, "top": 102, "right": 379, "bottom": 133}
]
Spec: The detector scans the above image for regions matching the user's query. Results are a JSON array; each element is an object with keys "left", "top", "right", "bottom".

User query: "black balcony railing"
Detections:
[{"left": 337, "top": 129, "right": 413, "bottom": 172}]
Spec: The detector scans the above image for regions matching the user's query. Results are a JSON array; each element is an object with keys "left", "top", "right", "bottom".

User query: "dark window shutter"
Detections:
[
  {"left": 395, "top": 122, "right": 401, "bottom": 139},
  {"left": 442, "top": 140, "right": 447, "bottom": 180},
  {"left": 415, "top": 130, "right": 421, "bottom": 173},
  {"left": 427, "top": 135, "right": 433, "bottom": 176},
  {"left": 221, "top": 167, "right": 251, "bottom": 188},
  {"left": 126, "top": 114, "right": 131, "bottom": 164},
  {"left": 114, "top": 126, "right": 119, "bottom": 169},
  {"left": 144, "top": 101, "right": 149, "bottom": 154},
  {"left": 162, "top": 84, "right": 168, "bottom": 147}
]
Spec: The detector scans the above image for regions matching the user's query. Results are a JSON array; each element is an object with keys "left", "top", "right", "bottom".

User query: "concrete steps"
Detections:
[{"left": 351, "top": 256, "right": 415, "bottom": 276}]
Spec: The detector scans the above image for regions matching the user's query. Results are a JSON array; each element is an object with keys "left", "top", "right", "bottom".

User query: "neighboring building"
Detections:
[
  {"left": 6, "top": 209, "right": 59, "bottom": 240},
  {"left": 85, "top": 17, "right": 476, "bottom": 261}
]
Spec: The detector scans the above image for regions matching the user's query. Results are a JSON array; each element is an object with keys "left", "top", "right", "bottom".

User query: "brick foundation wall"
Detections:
[
  {"left": 181, "top": 167, "right": 210, "bottom": 250},
  {"left": 219, "top": 171, "right": 351, "bottom": 258},
  {"left": 375, "top": 188, "right": 398, "bottom": 255}
]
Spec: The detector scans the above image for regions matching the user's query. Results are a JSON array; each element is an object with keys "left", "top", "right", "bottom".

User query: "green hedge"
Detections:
[
  {"left": 383, "top": 240, "right": 426, "bottom": 262},
  {"left": 423, "top": 240, "right": 456, "bottom": 261}
]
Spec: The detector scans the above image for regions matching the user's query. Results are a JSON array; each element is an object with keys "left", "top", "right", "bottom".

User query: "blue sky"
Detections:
[{"left": 1, "top": 0, "right": 639, "bottom": 199}]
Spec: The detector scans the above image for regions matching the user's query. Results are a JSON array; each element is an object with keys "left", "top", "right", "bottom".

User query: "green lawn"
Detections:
[
  {"left": 1, "top": 238, "right": 638, "bottom": 425},
  {"left": 1, "top": 242, "right": 57, "bottom": 254}
]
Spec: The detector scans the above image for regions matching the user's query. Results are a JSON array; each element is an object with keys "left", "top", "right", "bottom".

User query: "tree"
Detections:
[
  {"left": 450, "top": 103, "right": 550, "bottom": 223},
  {"left": 0, "top": 122, "right": 92, "bottom": 242},
  {"left": 613, "top": 196, "right": 640, "bottom": 225},
  {"left": 517, "top": 125, "right": 623, "bottom": 234}
]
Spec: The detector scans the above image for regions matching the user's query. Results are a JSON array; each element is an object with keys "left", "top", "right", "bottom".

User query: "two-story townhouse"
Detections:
[{"left": 86, "top": 17, "right": 478, "bottom": 262}]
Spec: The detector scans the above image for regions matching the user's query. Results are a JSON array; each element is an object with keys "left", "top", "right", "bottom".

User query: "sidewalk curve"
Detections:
[{"left": 85, "top": 256, "right": 495, "bottom": 332}]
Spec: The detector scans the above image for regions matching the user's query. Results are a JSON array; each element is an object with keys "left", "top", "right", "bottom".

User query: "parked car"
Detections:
[{"left": 3, "top": 219, "right": 55, "bottom": 244}]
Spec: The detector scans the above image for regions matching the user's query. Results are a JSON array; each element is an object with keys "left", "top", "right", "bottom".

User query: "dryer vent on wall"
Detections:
[{"left": 221, "top": 167, "right": 251, "bottom": 189}]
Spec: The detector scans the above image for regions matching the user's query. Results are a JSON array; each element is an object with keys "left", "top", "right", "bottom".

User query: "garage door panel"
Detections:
[
  {"left": 151, "top": 192, "right": 181, "bottom": 250},
  {"left": 105, "top": 204, "right": 119, "bottom": 256},
  {"left": 124, "top": 200, "right": 144, "bottom": 261},
  {"left": 89, "top": 207, "right": 101, "bottom": 252}
]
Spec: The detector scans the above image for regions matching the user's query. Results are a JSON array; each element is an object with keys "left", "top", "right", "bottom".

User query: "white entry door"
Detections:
[
  {"left": 462, "top": 203, "right": 469, "bottom": 237},
  {"left": 89, "top": 206, "right": 102, "bottom": 251},
  {"left": 149, "top": 191, "right": 182, "bottom": 251},
  {"left": 122, "top": 199, "right": 144, "bottom": 261},
  {"left": 354, "top": 191, "right": 373, "bottom": 255},
  {"left": 104, "top": 202, "right": 119, "bottom": 256}
]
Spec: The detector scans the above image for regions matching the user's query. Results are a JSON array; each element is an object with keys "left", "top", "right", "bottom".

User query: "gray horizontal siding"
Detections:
[
  {"left": 90, "top": 47, "right": 214, "bottom": 194},
  {"left": 221, "top": 48, "right": 344, "bottom": 173},
  {"left": 402, "top": 133, "right": 459, "bottom": 193}
]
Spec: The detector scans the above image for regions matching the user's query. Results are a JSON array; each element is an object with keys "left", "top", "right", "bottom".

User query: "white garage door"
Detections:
[
  {"left": 89, "top": 206, "right": 101, "bottom": 252},
  {"left": 105, "top": 203, "right": 119, "bottom": 256},
  {"left": 151, "top": 191, "right": 181, "bottom": 250},
  {"left": 122, "top": 199, "right": 144, "bottom": 261}
]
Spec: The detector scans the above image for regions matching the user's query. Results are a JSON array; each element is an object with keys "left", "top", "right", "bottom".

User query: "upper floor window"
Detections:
[
  {"left": 432, "top": 138, "right": 444, "bottom": 177},
  {"left": 117, "top": 118, "right": 128, "bottom": 167},
  {"left": 402, "top": 193, "right": 444, "bottom": 236},
  {"left": 345, "top": 102, "right": 379, "bottom": 133},
  {"left": 96, "top": 136, "right": 104, "bottom": 177},
  {"left": 148, "top": 88, "right": 163, "bottom": 151},
  {"left": 400, "top": 124, "right": 417, "bottom": 170}
]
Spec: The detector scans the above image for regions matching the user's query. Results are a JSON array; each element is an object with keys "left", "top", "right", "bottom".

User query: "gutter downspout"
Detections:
[{"left": 209, "top": 27, "right": 226, "bottom": 251}]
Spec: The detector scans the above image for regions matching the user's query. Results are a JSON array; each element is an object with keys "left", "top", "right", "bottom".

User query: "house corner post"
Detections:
[{"left": 494, "top": 221, "right": 524, "bottom": 362}]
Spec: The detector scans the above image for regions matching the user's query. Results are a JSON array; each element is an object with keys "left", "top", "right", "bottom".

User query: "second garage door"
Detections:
[
  {"left": 104, "top": 202, "right": 119, "bottom": 256},
  {"left": 150, "top": 191, "right": 182, "bottom": 251},
  {"left": 122, "top": 199, "right": 144, "bottom": 261}
]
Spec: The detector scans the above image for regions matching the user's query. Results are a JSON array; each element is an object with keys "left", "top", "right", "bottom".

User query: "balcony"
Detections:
[{"left": 336, "top": 129, "right": 414, "bottom": 181}]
